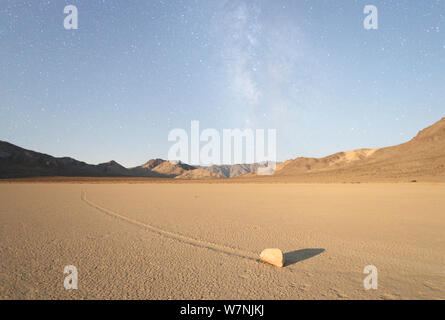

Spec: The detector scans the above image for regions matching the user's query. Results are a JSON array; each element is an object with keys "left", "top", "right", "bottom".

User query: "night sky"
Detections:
[{"left": 1, "top": 0, "right": 444, "bottom": 166}]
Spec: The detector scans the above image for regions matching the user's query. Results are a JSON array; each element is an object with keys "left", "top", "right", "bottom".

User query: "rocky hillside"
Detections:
[{"left": 247, "top": 117, "right": 445, "bottom": 182}]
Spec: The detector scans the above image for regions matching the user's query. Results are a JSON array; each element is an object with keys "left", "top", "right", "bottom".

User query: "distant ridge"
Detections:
[
  {"left": 200, "top": 163, "right": 263, "bottom": 178},
  {"left": 0, "top": 141, "right": 259, "bottom": 179},
  {"left": 2, "top": 117, "right": 445, "bottom": 181}
]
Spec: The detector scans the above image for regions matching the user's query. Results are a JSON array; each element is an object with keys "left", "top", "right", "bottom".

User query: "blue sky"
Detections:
[{"left": 1, "top": 0, "right": 444, "bottom": 166}]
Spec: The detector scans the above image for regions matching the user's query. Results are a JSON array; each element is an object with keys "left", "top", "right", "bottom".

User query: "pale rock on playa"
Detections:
[{"left": 260, "top": 248, "right": 285, "bottom": 267}]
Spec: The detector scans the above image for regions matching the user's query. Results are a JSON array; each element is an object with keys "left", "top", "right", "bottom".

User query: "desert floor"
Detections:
[{"left": 0, "top": 182, "right": 444, "bottom": 299}]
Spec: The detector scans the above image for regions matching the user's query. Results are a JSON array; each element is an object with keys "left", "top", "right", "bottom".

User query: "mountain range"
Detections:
[
  {"left": 241, "top": 117, "right": 445, "bottom": 182},
  {"left": 0, "top": 142, "right": 254, "bottom": 179},
  {"left": 1, "top": 117, "right": 445, "bottom": 181}
]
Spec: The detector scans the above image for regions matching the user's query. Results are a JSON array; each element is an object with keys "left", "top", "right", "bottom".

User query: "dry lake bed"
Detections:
[{"left": 0, "top": 182, "right": 444, "bottom": 299}]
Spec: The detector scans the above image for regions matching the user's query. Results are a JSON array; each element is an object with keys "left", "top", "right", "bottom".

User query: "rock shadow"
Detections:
[{"left": 284, "top": 248, "right": 325, "bottom": 267}]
